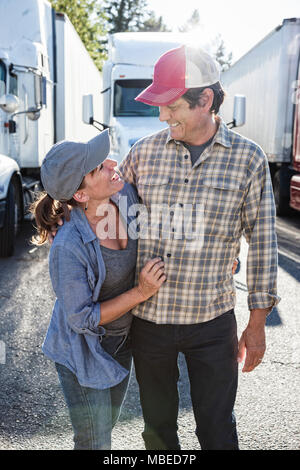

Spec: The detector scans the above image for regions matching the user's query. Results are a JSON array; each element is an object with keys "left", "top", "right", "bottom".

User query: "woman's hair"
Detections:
[
  {"left": 30, "top": 179, "right": 85, "bottom": 246},
  {"left": 182, "top": 82, "right": 225, "bottom": 114}
]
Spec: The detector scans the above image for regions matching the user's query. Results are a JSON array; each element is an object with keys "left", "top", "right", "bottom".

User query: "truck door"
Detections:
[{"left": 8, "top": 69, "right": 20, "bottom": 163}]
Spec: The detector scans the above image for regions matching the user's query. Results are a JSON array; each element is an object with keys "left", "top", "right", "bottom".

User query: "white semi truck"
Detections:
[
  {"left": 0, "top": 0, "right": 103, "bottom": 257},
  {"left": 101, "top": 32, "right": 190, "bottom": 162},
  {"left": 220, "top": 18, "right": 300, "bottom": 215}
]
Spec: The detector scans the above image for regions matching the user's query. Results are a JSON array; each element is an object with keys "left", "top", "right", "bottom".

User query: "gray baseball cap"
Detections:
[{"left": 41, "top": 129, "right": 110, "bottom": 201}]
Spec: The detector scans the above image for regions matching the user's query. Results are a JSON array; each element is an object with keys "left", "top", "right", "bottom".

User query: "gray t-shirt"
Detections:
[
  {"left": 183, "top": 135, "right": 214, "bottom": 166},
  {"left": 98, "top": 235, "right": 137, "bottom": 336}
]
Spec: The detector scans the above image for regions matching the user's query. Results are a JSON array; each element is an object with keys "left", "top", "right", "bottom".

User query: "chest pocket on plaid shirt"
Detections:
[
  {"left": 137, "top": 175, "right": 170, "bottom": 207},
  {"left": 202, "top": 176, "right": 244, "bottom": 239}
]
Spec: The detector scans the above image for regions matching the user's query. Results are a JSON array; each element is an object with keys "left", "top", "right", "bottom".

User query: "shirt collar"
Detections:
[
  {"left": 71, "top": 207, "right": 97, "bottom": 245},
  {"left": 165, "top": 116, "right": 232, "bottom": 149},
  {"left": 213, "top": 117, "right": 232, "bottom": 148}
]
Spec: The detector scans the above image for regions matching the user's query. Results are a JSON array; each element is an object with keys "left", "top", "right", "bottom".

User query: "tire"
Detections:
[{"left": 0, "top": 181, "right": 20, "bottom": 257}]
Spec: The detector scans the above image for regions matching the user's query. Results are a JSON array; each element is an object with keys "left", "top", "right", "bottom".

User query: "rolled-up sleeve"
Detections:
[
  {"left": 50, "top": 245, "right": 104, "bottom": 336},
  {"left": 241, "top": 149, "right": 280, "bottom": 311}
]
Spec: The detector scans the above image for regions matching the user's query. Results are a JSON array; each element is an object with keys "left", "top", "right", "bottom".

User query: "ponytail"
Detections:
[
  {"left": 31, "top": 176, "right": 86, "bottom": 245},
  {"left": 30, "top": 193, "right": 74, "bottom": 245}
]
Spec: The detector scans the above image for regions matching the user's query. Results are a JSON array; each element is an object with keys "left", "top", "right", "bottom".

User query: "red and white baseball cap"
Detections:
[{"left": 135, "top": 45, "right": 220, "bottom": 107}]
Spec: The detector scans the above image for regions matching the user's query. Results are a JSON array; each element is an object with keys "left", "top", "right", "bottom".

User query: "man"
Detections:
[{"left": 117, "top": 45, "right": 280, "bottom": 450}]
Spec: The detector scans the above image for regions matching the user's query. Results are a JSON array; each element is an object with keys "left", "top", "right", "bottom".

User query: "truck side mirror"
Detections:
[
  {"left": 0, "top": 94, "right": 19, "bottom": 113},
  {"left": 34, "top": 75, "right": 46, "bottom": 108},
  {"left": 27, "top": 107, "right": 41, "bottom": 121},
  {"left": 232, "top": 94, "right": 246, "bottom": 128},
  {"left": 82, "top": 94, "right": 94, "bottom": 125}
]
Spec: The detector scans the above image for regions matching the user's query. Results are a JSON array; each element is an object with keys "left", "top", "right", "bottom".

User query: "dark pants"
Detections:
[{"left": 131, "top": 310, "right": 239, "bottom": 450}]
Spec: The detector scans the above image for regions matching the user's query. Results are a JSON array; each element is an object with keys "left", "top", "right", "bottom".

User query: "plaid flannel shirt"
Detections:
[{"left": 118, "top": 117, "right": 280, "bottom": 324}]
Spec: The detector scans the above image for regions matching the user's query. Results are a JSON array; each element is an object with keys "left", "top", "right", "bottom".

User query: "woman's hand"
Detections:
[{"left": 137, "top": 257, "right": 166, "bottom": 301}]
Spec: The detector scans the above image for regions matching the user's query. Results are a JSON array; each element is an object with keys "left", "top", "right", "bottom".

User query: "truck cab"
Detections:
[
  {"left": 102, "top": 32, "right": 189, "bottom": 163},
  {"left": 0, "top": 0, "right": 54, "bottom": 256},
  {"left": 0, "top": 0, "right": 102, "bottom": 257}
]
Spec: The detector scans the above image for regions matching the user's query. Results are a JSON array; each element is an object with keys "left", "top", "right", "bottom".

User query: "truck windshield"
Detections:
[
  {"left": 114, "top": 79, "right": 159, "bottom": 117},
  {"left": 0, "top": 60, "right": 6, "bottom": 97}
]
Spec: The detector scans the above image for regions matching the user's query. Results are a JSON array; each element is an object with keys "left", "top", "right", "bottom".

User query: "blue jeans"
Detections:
[
  {"left": 131, "top": 310, "right": 239, "bottom": 450},
  {"left": 55, "top": 335, "right": 132, "bottom": 450}
]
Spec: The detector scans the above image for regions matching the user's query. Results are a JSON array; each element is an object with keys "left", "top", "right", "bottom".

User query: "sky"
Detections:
[{"left": 147, "top": 0, "right": 300, "bottom": 63}]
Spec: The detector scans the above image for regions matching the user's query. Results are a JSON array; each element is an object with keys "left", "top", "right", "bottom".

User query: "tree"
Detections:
[
  {"left": 49, "top": 0, "right": 107, "bottom": 70},
  {"left": 179, "top": 9, "right": 200, "bottom": 33},
  {"left": 138, "top": 11, "right": 170, "bottom": 32},
  {"left": 103, "top": 0, "right": 169, "bottom": 33},
  {"left": 212, "top": 34, "right": 233, "bottom": 71},
  {"left": 103, "top": 0, "right": 146, "bottom": 33}
]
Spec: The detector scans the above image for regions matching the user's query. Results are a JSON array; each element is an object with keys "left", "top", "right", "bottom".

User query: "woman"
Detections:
[{"left": 31, "top": 130, "right": 166, "bottom": 450}]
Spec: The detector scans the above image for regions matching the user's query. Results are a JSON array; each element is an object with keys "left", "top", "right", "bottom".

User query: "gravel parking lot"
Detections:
[{"left": 0, "top": 218, "right": 299, "bottom": 451}]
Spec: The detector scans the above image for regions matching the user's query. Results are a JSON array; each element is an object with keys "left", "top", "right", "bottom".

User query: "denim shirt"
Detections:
[{"left": 42, "top": 183, "right": 139, "bottom": 390}]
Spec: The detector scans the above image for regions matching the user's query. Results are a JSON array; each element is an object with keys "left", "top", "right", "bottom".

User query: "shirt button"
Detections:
[
  {"left": 166, "top": 253, "right": 171, "bottom": 258},
  {"left": 184, "top": 178, "right": 189, "bottom": 183},
  {"left": 184, "top": 154, "right": 189, "bottom": 159}
]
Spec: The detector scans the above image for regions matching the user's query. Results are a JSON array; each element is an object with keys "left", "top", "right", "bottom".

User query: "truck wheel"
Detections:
[
  {"left": 0, "top": 181, "right": 20, "bottom": 257},
  {"left": 273, "top": 169, "right": 292, "bottom": 216}
]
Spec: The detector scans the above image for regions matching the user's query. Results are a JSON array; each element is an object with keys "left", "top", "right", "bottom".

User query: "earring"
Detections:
[{"left": 85, "top": 201, "right": 88, "bottom": 211}]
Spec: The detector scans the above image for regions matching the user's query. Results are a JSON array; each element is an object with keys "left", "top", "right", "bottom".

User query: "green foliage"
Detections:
[
  {"left": 103, "top": 0, "right": 147, "bottom": 33},
  {"left": 49, "top": 0, "right": 108, "bottom": 70},
  {"left": 138, "top": 12, "right": 170, "bottom": 32},
  {"left": 48, "top": 2, "right": 231, "bottom": 72},
  {"left": 103, "top": 0, "right": 169, "bottom": 33}
]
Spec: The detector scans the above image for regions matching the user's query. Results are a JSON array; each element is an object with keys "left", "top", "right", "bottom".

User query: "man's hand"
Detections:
[{"left": 237, "top": 308, "right": 269, "bottom": 372}]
